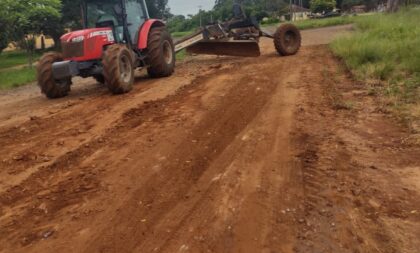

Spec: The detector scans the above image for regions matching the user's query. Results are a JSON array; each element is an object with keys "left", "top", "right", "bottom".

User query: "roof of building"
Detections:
[{"left": 291, "top": 4, "right": 311, "bottom": 12}]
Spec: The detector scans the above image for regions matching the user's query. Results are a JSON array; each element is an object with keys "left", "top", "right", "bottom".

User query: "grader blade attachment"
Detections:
[{"left": 186, "top": 41, "right": 261, "bottom": 57}]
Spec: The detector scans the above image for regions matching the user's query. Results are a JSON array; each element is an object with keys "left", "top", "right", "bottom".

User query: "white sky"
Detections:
[{"left": 168, "top": 0, "right": 215, "bottom": 16}]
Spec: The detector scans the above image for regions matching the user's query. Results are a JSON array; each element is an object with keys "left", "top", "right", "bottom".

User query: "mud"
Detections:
[{"left": 0, "top": 25, "right": 419, "bottom": 253}]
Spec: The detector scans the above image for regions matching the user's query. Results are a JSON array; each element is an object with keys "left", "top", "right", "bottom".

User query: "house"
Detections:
[
  {"left": 280, "top": 5, "right": 311, "bottom": 21},
  {"left": 4, "top": 34, "right": 55, "bottom": 52},
  {"left": 351, "top": 5, "right": 366, "bottom": 13},
  {"left": 35, "top": 35, "right": 55, "bottom": 50},
  {"left": 291, "top": 5, "right": 311, "bottom": 21}
]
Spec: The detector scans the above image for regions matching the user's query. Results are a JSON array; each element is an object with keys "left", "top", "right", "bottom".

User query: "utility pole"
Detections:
[
  {"left": 198, "top": 5, "right": 203, "bottom": 27},
  {"left": 289, "top": 0, "right": 293, "bottom": 21}
]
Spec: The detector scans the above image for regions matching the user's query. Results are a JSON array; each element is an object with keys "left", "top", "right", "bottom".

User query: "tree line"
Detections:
[
  {"left": 167, "top": 0, "right": 395, "bottom": 33},
  {"left": 0, "top": 0, "right": 169, "bottom": 55},
  {"left": 0, "top": 0, "right": 416, "bottom": 56}
]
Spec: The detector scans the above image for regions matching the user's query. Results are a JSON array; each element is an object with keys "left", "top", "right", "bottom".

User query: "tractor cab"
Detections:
[{"left": 83, "top": 0, "right": 150, "bottom": 45}]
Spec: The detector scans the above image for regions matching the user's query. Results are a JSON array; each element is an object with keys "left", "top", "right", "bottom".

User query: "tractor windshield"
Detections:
[
  {"left": 86, "top": 0, "right": 123, "bottom": 28},
  {"left": 85, "top": 0, "right": 149, "bottom": 44}
]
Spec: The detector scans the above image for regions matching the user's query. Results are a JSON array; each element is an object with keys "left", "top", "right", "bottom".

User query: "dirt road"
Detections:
[{"left": 0, "top": 25, "right": 419, "bottom": 253}]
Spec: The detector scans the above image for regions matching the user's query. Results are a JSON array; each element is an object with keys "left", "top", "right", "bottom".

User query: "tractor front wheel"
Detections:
[
  {"left": 37, "top": 52, "right": 71, "bottom": 99},
  {"left": 146, "top": 27, "right": 175, "bottom": 78},
  {"left": 102, "top": 44, "right": 134, "bottom": 94},
  {"left": 274, "top": 24, "right": 301, "bottom": 56}
]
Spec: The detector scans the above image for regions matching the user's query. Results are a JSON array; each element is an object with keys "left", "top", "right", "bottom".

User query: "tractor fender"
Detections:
[{"left": 138, "top": 19, "right": 166, "bottom": 50}]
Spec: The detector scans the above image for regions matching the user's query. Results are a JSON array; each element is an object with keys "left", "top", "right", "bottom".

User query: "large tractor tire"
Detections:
[
  {"left": 37, "top": 52, "right": 71, "bottom": 99},
  {"left": 146, "top": 27, "right": 175, "bottom": 78},
  {"left": 274, "top": 24, "right": 301, "bottom": 56},
  {"left": 102, "top": 44, "right": 134, "bottom": 94}
]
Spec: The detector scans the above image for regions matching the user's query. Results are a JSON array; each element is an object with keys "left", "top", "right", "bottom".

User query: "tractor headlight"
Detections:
[{"left": 71, "top": 36, "right": 84, "bottom": 43}]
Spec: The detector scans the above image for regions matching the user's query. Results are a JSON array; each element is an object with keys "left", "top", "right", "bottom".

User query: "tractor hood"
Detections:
[
  {"left": 61, "top": 27, "right": 115, "bottom": 43},
  {"left": 60, "top": 28, "right": 115, "bottom": 61}
]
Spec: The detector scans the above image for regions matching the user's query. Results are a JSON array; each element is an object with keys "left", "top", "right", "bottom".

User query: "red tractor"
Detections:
[
  {"left": 37, "top": 1, "right": 302, "bottom": 99},
  {"left": 37, "top": 0, "right": 175, "bottom": 98}
]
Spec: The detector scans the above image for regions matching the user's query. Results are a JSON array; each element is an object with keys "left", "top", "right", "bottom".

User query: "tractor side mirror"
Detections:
[{"left": 113, "top": 4, "right": 122, "bottom": 15}]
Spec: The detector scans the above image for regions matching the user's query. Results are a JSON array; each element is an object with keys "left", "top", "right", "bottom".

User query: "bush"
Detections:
[
  {"left": 310, "top": 0, "right": 336, "bottom": 13},
  {"left": 261, "top": 17, "right": 280, "bottom": 25}
]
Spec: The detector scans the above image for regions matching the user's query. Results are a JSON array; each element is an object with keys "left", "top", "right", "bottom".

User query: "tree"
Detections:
[
  {"left": 0, "top": 0, "right": 15, "bottom": 53},
  {"left": 387, "top": 0, "right": 400, "bottom": 12},
  {"left": 47, "top": 0, "right": 83, "bottom": 48},
  {"left": 0, "top": 33, "right": 8, "bottom": 54},
  {"left": 310, "top": 0, "right": 336, "bottom": 13},
  {"left": 2, "top": 0, "right": 61, "bottom": 65},
  {"left": 146, "top": 0, "right": 170, "bottom": 18}
]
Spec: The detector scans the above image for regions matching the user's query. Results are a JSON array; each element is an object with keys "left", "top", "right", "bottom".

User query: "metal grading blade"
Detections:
[{"left": 186, "top": 40, "right": 261, "bottom": 57}]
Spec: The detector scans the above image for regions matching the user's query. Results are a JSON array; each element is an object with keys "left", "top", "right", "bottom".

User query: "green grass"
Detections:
[
  {"left": 331, "top": 8, "right": 420, "bottom": 130},
  {"left": 294, "top": 15, "right": 357, "bottom": 30},
  {"left": 262, "top": 15, "right": 361, "bottom": 30},
  {"left": 172, "top": 31, "right": 193, "bottom": 38},
  {"left": 0, "top": 51, "right": 41, "bottom": 70},
  {"left": 0, "top": 67, "right": 36, "bottom": 89},
  {"left": 176, "top": 49, "right": 187, "bottom": 61}
]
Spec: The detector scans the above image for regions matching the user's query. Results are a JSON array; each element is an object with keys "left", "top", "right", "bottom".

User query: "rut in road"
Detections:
[{"left": 85, "top": 48, "right": 304, "bottom": 253}]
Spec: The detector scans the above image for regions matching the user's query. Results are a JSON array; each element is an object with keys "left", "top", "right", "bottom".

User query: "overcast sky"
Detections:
[{"left": 168, "top": 0, "right": 215, "bottom": 16}]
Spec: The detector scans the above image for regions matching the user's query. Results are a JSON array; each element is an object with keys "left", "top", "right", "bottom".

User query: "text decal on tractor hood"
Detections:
[{"left": 89, "top": 30, "right": 115, "bottom": 42}]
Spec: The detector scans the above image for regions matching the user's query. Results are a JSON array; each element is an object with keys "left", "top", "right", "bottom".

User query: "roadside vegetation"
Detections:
[
  {"left": 0, "top": 67, "right": 36, "bottom": 90},
  {"left": 292, "top": 15, "right": 356, "bottom": 30},
  {"left": 0, "top": 53, "right": 37, "bottom": 89},
  {"left": 176, "top": 49, "right": 187, "bottom": 61},
  {"left": 0, "top": 51, "right": 42, "bottom": 89},
  {"left": 0, "top": 51, "right": 41, "bottom": 70},
  {"left": 172, "top": 31, "right": 193, "bottom": 38},
  {"left": 261, "top": 15, "right": 358, "bottom": 29},
  {"left": 331, "top": 8, "right": 420, "bottom": 133}
]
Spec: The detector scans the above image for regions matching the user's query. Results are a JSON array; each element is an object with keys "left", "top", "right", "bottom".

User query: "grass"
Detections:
[
  {"left": 261, "top": 15, "right": 363, "bottom": 30},
  {"left": 331, "top": 8, "right": 420, "bottom": 133},
  {"left": 176, "top": 49, "right": 187, "bottom": 61},
  {"left": 294, "top": 15, "right": 356, "bottom": 30},
  {"left": 0, "top": 51, "right": 41, "bottom": 70},
  {"left": 172, "top": 31, "right": 193, "bottom": 38},
  {"left": 0, "top": 67, "right": 36, "bottom": 89}
]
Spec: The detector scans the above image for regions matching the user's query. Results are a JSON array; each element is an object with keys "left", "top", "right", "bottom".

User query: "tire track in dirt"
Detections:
[
  {"left": 82, "top": 52, "right": 289, "bottom": 253},
  {"left": 0, "top": 58, "right": 243, "bottom": 250},
  {"left": 0, "top": 58, "right": 242, "bottom": 194}
]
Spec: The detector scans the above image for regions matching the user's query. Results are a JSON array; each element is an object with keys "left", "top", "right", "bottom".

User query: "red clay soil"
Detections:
[{"left": 0, "top": 26, "right": 419, "bottom": 253}]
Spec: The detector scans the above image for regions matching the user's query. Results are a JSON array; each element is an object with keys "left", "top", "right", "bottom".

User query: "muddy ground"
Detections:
[{"left": 0, "top": 25, "right": 419, "bottom": 253}]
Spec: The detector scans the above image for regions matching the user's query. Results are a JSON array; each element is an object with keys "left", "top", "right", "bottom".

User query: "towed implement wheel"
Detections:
[
  {"left": 37, "top": 52, "right": 71, "bottom": 99},
  {"left": 102, "top": 44, "right": 134, "bottom": 94},
  {"left": 274, "top": 24, "right": 301, "bottom": 56},
  {"left": 146, "top": 27, "right": 175, "bottom": 78}
]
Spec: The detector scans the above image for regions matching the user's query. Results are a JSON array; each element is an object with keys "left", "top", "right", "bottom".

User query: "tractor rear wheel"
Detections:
[
  {"left": 274, "top": 24, "right": 301, "bottom": 56},
  {"left": 102, "top": 44, "right": 134, "bottom": 94},
  {"left": 146, "top": 27, "right": 175, "bottom": 78},
  {"left": 37, "top": 52, "right": 71, "bottom": 99}
]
